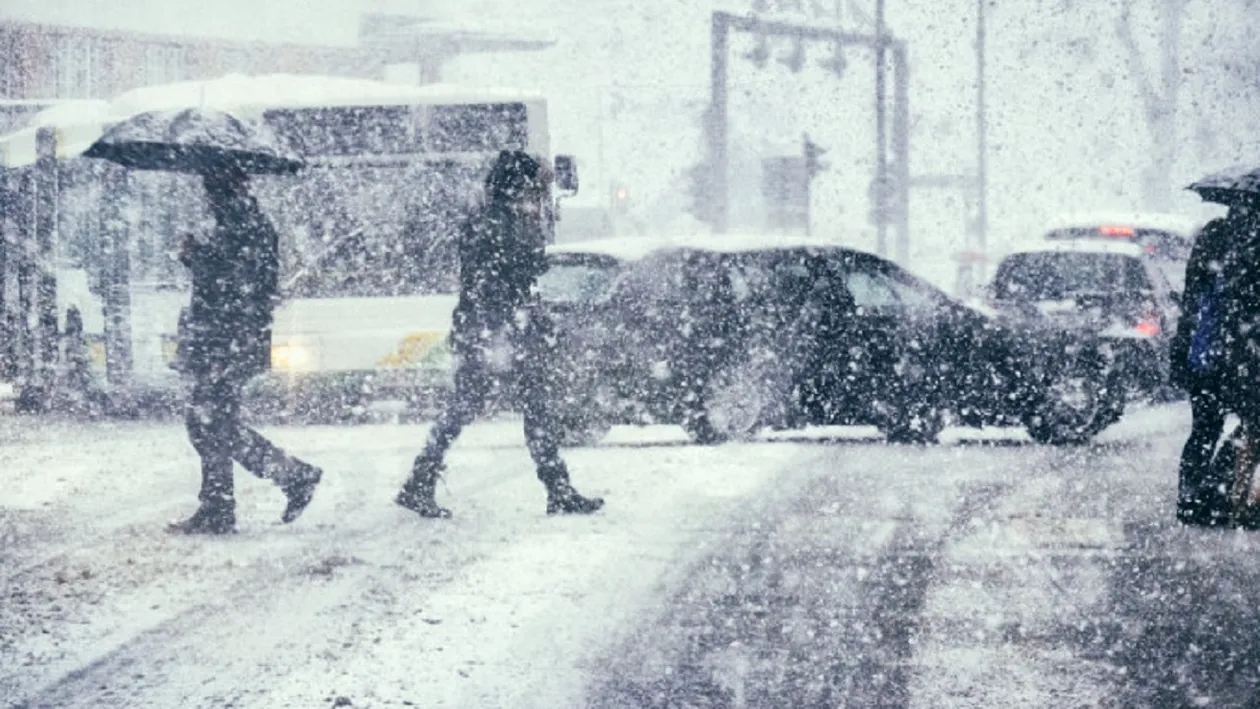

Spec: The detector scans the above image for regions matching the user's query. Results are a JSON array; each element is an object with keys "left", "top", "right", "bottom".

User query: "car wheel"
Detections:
[
  {"left": 876, "top": 351, "right": 946, "bottom": 445},
  {"left": 879, "top": 403, "right": 946, "bottom": 444},
  {"left": 684, "top": 356, "right": 780, "bottom": 445},
  {"left": 556, "top": 410, "right": 612, "bottom": 447},
  {"left": 1024, "top": 348, "right": 1122, "bottom": 445}
]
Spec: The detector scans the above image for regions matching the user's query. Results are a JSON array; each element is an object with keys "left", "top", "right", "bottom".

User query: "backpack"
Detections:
[{"left": 1188, "top": 273, "right": 1227, "bottom": 373}]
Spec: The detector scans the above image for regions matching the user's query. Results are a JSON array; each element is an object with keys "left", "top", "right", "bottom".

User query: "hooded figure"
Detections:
[
  {"left": 1172, "top": 199, "right": 1260, "bottom": 526},
  {"left": 395, "top": 150, "right": 603, "bottom": 518},
  {"left": 167, "top": 164, "right": 323, "bottom": 535},
  {"left": 1171, "top": 215, "right": 1232, "bottom": 526}
]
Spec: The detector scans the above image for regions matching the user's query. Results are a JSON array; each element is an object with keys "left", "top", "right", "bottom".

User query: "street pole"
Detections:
[
  {"left": 874, "top": 0, "right": 888, "bottom": 257},
  {"left": 709, "top": 12, "right": 730, "bottom": 234},
  {"left": 892, "top": 42, "right": 911, "bottom": 265},
  {"left": 975, "top": 0, "right": 989, "bottom": 278}
]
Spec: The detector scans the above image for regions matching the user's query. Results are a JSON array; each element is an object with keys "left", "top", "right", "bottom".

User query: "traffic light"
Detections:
[
  {"left": 803, "top": 134, "right": 829, "bottom": 179},
  {"left": 611, "top": 183, "right": 630, "bottom": 214}
]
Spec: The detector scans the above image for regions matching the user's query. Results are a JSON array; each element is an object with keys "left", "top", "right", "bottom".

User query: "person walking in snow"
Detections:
[
  {"left": 395, "top": 150, "right": 604, "bottom": 519},
  {"left": 168, "top": 164, "right": 322, "bottom": 535},
  {"left": 1171, "top": 215, "right": 1233, "bottom": 526}
]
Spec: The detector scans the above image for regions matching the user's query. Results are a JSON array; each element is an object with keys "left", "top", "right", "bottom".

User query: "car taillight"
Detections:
[{"left": 1134, "top": 319, "right": 1160, "bottom": 337}]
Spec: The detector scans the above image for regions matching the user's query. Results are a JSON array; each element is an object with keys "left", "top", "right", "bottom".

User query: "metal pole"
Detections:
[
  {"left": 709, "top": 12, "right": 731, "bottom": 234},
  {"left": 34, "top": 127, "right": 59, "bottom": 400},
  {"left": 892, "top": 41, "right": 911, "bottom": 265},
  {"left": 874, "top": 0, "right": 888, "bottom": 257},
  {"left": 975, "top": 0, "right": 989, "bottom": 275}
]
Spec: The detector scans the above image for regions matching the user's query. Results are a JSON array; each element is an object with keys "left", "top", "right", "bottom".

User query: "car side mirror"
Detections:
[{"left": 554, "top": 155, "right": 579, "bottom": 195}]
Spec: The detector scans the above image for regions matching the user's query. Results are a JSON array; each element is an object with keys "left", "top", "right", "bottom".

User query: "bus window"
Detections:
[
  {"left": 266, "top": 105, "right": 421, "bottom": 157},
  {"left": 278, "top": 160, "right": 480, "bottom": 299},
  {"left": 428, "top": 103, "right": 529, "bottom": 153}
]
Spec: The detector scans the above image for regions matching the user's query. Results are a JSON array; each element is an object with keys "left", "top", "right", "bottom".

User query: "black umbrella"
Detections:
[
  {"left": 1187, "top": 165, "right": 1260, "bottom": 205},
  {"left": 83, "top": 106, "right": 304, "bottom": 175}
]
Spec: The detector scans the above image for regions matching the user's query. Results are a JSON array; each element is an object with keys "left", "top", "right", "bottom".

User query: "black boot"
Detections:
[
  {"left": 396, "top": 458, "right": 451, "bottom": 519},
  {"left": 545, "top": 479, "right": 604, "bottom": 516},
  {"left": 280, "top": 461, "right": 322, "bottom": 524},
  {"left": 168, "top": 500, "right": 237, "bottom": 535}
]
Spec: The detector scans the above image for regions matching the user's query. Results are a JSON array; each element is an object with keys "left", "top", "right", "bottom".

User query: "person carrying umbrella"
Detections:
[
  {"left": 1171, "top": 212, "right": 1234, "bottom": 526},
  {"left": 168, "top": 162, "right": 323, "bottom": 534},
  {"left": 84, "top": 106, "right": 323, "bottom": 534},
  {"left": 395, "top": 150, "right": 604, "bottom": 519},
  {"left": 1178, "top": 167, "right": 1260, "bottom": 527}
]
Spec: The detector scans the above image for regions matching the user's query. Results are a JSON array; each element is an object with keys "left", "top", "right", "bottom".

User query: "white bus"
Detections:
[{"left": 1, "top": 75, "right": 577, "bottom": 417}]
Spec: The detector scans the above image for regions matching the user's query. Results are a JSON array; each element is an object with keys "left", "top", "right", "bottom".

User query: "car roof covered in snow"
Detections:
[
  {"left": 1042, "top": 211, "right": 1204, "bottom": 237},
  {"left": 1002, "top": 239, "right": 1147, "bottom": 259},
  {"left": 547, "top": 232, "right": 855, "bottom": 262}
]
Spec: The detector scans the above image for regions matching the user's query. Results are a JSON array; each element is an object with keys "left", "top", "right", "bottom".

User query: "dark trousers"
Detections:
[
  {"left": 1178, "top": 385, "right": 1228, "bottom": 514},
  {"left": 185, "top": 370, "right": 305, "bottom": 506},
  {"left": 417, "top": 318, "right": 567, "bottom": 485}
]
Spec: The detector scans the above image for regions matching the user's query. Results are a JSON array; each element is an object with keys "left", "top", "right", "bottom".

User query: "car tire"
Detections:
[
  {"left": 684, "top": 356, "right": 781, "bottom": 445},
  {"left": 875, "top": 349, "right": 946, "bottom": 445},
  {"left": 1024, "top": 347, "right": 1123, "bottom": 445},
  {"left": 879, "top": 403, "right": 946, "bottom": 445},
  {"left": 556, "top": 411, "right": 612, "bottom": 447}
]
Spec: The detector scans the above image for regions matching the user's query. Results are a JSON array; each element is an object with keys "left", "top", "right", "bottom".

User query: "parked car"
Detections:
[
  {"left": 541, "top": 234, "right": 1119, "bottom": 446},
  {"left": 987, "top": 239, "right": 1181, "bottom": 404},
  {"left": 1040, "top": 211, "right": 1200, "bottom": 294}
]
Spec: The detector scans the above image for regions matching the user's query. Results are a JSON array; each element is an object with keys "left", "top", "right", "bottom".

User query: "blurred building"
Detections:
[{"left": 0, "top": 14, "right": 552, "bottom": 131}]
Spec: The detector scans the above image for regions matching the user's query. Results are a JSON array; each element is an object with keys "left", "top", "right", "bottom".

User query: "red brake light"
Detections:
[
  {"left": 1099, "top": 225, "right": 1135, "bottom": 237},
  {"left": 1135, "top": 320, "right": 1160, "bottom": 337}
]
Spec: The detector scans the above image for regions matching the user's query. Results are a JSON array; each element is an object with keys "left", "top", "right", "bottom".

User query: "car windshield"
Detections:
[
  {"left": 993, "top": 251, "right": 1152, "bottom": 300},
  {"left": 537, "top": 258, "right": 621, "bottom": 304}
]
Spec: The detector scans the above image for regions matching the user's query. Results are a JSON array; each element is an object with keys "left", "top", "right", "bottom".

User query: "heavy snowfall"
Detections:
[{"left": 3, "top": 1, "right": 1260, "bottom": 708}]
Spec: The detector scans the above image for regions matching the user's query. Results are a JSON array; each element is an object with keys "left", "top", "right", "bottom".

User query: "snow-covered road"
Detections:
[
  {"left": 5, "top": 406, "right": 1260, "bottom": 708},
  {"left": 2, "top": 417, "right": 825, "bottom": 708}
]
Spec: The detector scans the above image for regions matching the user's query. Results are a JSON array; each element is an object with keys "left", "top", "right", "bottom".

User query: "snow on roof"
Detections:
[
  {"left": 1004, "top": 239, "right": 1147, "bottom": 258},
  {"left": 0, "top": 75, "right": 546, "bottom": 168},
  {"left": 1042, "top": 211, "right": 1204, "bottom": 237},
  {"left": 107, "top": 74, "right": 545, "bottom": 118}
]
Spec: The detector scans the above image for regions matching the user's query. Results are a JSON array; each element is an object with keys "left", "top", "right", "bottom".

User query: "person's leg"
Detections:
[
  {"left": 519, "top": 315, "right": 603, "bottom": 515},
  {"left": 170, "top": 374, "right": 237, "bottom": 534},
  {"left": 397, "top": 349, "right": 491, "bottom": 518},
  {"left": 219, "top": 372, "right": 322, "bottom": 523},
  {"left": 1177, "top": 386, "right": 1227, "bottom": 524}
]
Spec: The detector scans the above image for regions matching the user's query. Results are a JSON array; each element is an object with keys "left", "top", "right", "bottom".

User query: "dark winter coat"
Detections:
[
  {"left": 1170, "top": 217, "right": 1231, "bottom": 390},
  {"left": 449, "top": 200, "right": 548, "bottom": 352},
  {"left": 180, "top": 186, "right": 281, "bottom": 378},
  {"left": 1216, "top": 212, "right": 1260, "bottom": 418}
]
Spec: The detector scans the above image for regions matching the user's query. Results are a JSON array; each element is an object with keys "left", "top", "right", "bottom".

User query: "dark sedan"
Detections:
[{"left": 539, "top": 235, "right": 1121, "bottom": 445}]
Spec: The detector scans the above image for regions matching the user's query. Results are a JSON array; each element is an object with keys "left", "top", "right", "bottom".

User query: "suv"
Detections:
[
  {"left": 542, "top": 235, "right": 1110, "bottom": 446},
  {"left": 988, "top": 239, "right": 1181, "bottom": 403}
]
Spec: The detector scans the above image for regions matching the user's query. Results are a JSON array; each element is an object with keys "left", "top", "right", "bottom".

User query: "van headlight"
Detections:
[{"left": 271, "top": 343, "right": 313, "bottom": 371}]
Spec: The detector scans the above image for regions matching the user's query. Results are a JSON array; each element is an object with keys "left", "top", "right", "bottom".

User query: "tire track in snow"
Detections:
[{"left": 589, "top": 444, "right": 1016, "bottom": 708}]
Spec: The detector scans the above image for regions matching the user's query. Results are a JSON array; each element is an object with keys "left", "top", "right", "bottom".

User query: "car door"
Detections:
[
  {"left": 832, "top": 254, "right": 908, "bottom": 422},
  {"left": 880, "top": 263, "right": 993, "bottom": 419}
]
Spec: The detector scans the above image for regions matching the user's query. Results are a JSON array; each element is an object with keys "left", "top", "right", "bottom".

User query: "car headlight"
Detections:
[{"left": 271, "top": 343, "right": 313, "bottom": 371}]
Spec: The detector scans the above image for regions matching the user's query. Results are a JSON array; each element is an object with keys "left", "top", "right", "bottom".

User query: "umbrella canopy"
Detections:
[
  {"left": 1187, "top": 165, "right": 1260, "bottom": 205},
  {"left": 82, "top": 106, "right": 304, "bottom": 175}
]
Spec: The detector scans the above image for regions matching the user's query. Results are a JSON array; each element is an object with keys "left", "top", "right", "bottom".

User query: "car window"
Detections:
[
  {"left": 613, "top": 250, "right": 732, "bottom": 305},
  {"left": 884, "top": 270, "right": 945, "bottom": 315},
  {"left": 613, "top": 252, "right": 689, "bottom": 303},
  {"left": 537, "top": 260, "right": 621, "bottom": 304},
  {"left": 993, "top": 252, "right": 1142, "bottom": 300},
  {"left": 845, "top": 269, "right": 901, "bottom": 313}
]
